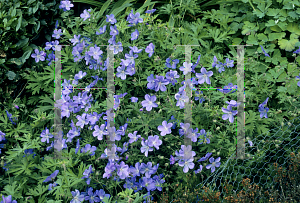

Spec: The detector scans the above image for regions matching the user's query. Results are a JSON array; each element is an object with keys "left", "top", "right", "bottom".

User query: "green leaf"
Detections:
[
  {"left": 278, "top": 33, "right": 299, "bottom": 52},
  {"left": 21, "top": 48, "right": 32, "bottom": 60},
  {"left": 286, "top": 22, "right": 300, "bottom": 35},
  {"left": 11, "top": 7, "right": 16, "bottom": 17},
  {"left": 7, "top": 58, "right": 23, "bottom": 65},
  {"left": 34, "top": 21, "right": 40, "bottom": 33},
  {"left": 277, "top": 86, "right": 287, "bottom": 93},
  {"left": 33, "top": 2, "right": 40, "bottom": 14},
  {"left": 16, "top": 14, "right": 22, "bottom": 32},
  {"left": 257, "top": 33, "right": 268, "bottom": 42},
  {"left": 15, "top": 38, "right": 29, "bottom": 49},
  {"left": 136, "top": 0, "right": 159, "bottom": 15},
  {"left": 246, "top": 34, "right": 258, "bottom": 45},
  {"left": 277, "top": 71, "right": 287, "bottom": 82},
  {"left": 268, "top": 32, "right": 285, "bottom": 41},
  {"left": 73, "top": 0, "right": 104, "bottom": 8}
]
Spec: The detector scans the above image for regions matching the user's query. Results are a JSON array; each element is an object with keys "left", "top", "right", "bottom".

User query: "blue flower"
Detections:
[
  {"left": 75, "top": 139, "right": 80, "bottom": 154},
  {"left": 129, "top": 46, "right": 143, "bottom": 53},
  {"left": 196, "top": 67, "right": 213, "bottom": 85},
  {"left": 96, "top": 189, "right": 110, "bottom": 201},
  {"left": 175, "top": 92, "right": 189, "bottom": 109},
  {"left": 131, "top": 29, "right": 139, "bottom": 40},
  {"left": 225, "top": 58, "right": 234, "bottom": 67},
  {"left": 222, "top": 105, "right": 238, "bottom": 123},
  {"left": 206, "top": 157, "right": 221, "bottom": 173},
  {"left": 0, "top": 131, "right": 7, "bottom": 140},
  {"left": 52, "top": 29, "right": 62, "bottom": 39},
  {"left": 260, "top": 45, "right": 270, "bottom": 57},
  {"left": 141, "top": 94, "right": 158, "bottom": 111},
  {"left": 31, "top": 49, "right": 46, "bottom": 63},
  {"left": 70, "top": 189, "right": 85, "bottom": 203},
  {"left": 127, "top": 10, "right": 143, "bottom": 26},
  {"left": 130, "top": 97, "right": 138, "bottom": 102},
  {"left": 141, "top": 139, "right": 153, "bottom": 157},
  {"left": 0, "top": 195, "right": 17, "bottom": 203},
  {"left": 157, "top": 121, "right": 173, "bottom": 136},
  {"left": 296, "top": 73, "right": 300, "bottom": 87},
  {"left": 259, "top": 106, "right": 269, "bottom": 118},
  {"left": 70, "top": 35, "right": 81, "bottom": 46},
  {"left": 110, "top": 25, "right": 119, "bottom": 36},
  {"left": 59, "top": 0, "right": 74, "bottom": 12},
  {"left": 179, "top": 62, "right": 193, "bottom": 75},
  {"left": 145, "top": 9, "right": 156, "bottom": 14},
  {"left": 43, "top": 170, "right": 59, "bottom": 183},
  {"left": 80, "top": 9, "right": 91, "bottom": 21},
  {"left": 293, "top": 46, "right": 300, "bottom": 54},
  {"left": 218, "top": 83, "right": 238, "bottom": 94},
  {"left": 87, "top": 45, "right": 103, "bottom": 60},
  {"left": 106, "top": 14, "right": 117, "bottom": 24},
  {"left": 145, "top": 43, "right": 155, "bottom": 57},
  {"left": 165, "top": 58, "right": 180, "bottom": 69},
  {"left": 96, "top": 25, "right": 106, "bottom": 35},
  {"left": 197, "top": 152, "right": 212, "bottom": 162},
  {"left": 128, "top": 131, "right": 141, "bottom": 143},
  {"left": 154, "top": 75, "right": 169, "bottom": 92}
]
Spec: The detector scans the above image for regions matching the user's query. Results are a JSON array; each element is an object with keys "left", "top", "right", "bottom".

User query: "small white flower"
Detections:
[{"left": 275, "top": 19, "right": 279, "bottom": 24}]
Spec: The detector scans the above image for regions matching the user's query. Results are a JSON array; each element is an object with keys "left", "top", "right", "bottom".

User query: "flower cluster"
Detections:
[{"left": 25, "top": 1, "right": 300, "bottom": 202}]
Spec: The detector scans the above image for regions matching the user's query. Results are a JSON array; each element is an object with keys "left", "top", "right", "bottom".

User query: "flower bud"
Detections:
[
  {"left": 178, "top": 142, "right": 181, "bottom": 145},
  {"left": 158, "top": 109, "right": 162, "bottom": 113},
  {"left": 167, "top": 146, "right": 171, "bottom": 149},
  {"left": 212, "top": 149, "right": 216, "bottom": 153},
  {"left": 175, "top": 163, "right": 178, "bottom": 166},
  {"left": 288, "top": 122, "right": 291, "bottom": 126},
  {"left": 281, "top": 122, "right": 284, "bottom": 126},
  {"left": 171, "top": 143, "right": 174, "bottom": 146},
  {"left": 152, "top": 161, "right": 155, "bottom": 165},
  {"left": 275, "top": 144, "right": 279, "bottom": 148},
  {"left": 217, "top": 151, "right": 220, "bottom": 156},
  {"left": 139, "top": 160, "right": 142, "bottom": 163},
  {"left": 157, "top": 102, "right": 160, "bottom": 105},
  {"left": 213, "top": 119, "right": 217, "bottom": 123},
  {"left": 216, "top": 127, "right": 220, "bottom": 131},
  {"left": 165, "top": 163, "right": 169, "bottom": 167},
  {"left": 293, "top": 99, "right": 296, "bottom": 102}
]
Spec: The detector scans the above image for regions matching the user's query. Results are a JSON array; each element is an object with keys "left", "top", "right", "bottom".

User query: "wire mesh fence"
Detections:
[{"left": 169, "top": 115, "right": 300, "bottom": 202}]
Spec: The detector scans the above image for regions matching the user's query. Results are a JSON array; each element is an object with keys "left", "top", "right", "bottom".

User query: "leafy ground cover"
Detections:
[{"left": 1, "top": 0, "right": 300, "bottom": 203}]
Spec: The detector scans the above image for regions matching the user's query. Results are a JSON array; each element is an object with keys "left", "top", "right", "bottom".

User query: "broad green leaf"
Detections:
[
  {"left": 16, "top": 14, "right": 22, "bottom": 31},
  {"left": 15, "top": 38, "right": 29, "bottom": 49},
  {"left": 231, "top": 38, "right": 243, "bottom": 45},
  {"left": 246, "top": 34, "right": 258, "bottom": 45},
  {"left": 7, "top": 58, "right": 23, "bottom": 65},
  {"left": 286, "top": 22, "right": 300, "bottom": 35},
  {"left": 34, "top": 21, "right": 40, "bottom": 33},
  {"left": 241, "top": 21, "right": 258, "bottom": 35},
  {"left": 277, "top": 71, "right": 287, "bottom": 82},
  {"left": 268, "top": 32, "right": 285, "bottom": 41},
  {"left": 11, "top": 7, "right": 16, "bottom": 17},
  {"left": 266, "top": 8, "right": 280, "bottom": 17},
  {"left": 277, "top": 21, "right": 288, "bottom": 30},
  {"left": 278, "top": 33, "right": 299, "bottom": 51},
  {"left": 257, "top": 33, "right": 268, "bottom": 42},
  {"left": 277, "top": 86, "right": 287, "bottom": 93}
]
